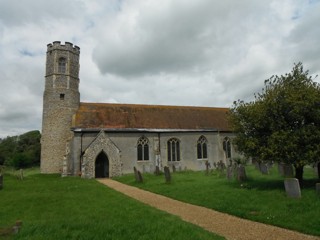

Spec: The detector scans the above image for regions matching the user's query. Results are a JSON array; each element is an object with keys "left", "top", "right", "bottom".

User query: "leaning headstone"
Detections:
[
  {"left": 172, "top": 165, "right": 176, "bottom": 173},
  {"left": 164, "top": 166, "right": 171, "bottom": 183},
  {"left": 254, "top": 161, "right": 260, "bottom": 171},
  {"left": 226, "top": 166, "right": 233, "bottom": 180},
  {"left": 205, "top": 161, "right": 211, "bottom": 175},
  {"left": 137, "top": 170, "right": 143, "bottom": 183},
  {"left": 154, "top": 166, "right": 160, "bottom": 175},
  {"left": 260, "top": 163, "right": 269, "bottom": 174},
  {"left": 237, "top": 165, "right": 247, "bottom": 182},
  {"left": 284, "top": 178, "right": 301, "bottom": 198},
  {"left": 316, "top": 183, "right": 320, "bottom": 195},
  {"left": 133, "top": 167, "right": 139, "bottom": 182}
]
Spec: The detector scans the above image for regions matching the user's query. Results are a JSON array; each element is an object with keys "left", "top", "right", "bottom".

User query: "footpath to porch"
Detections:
[{"left": 97, "top": 179, "right": 320, "bottom": 240}]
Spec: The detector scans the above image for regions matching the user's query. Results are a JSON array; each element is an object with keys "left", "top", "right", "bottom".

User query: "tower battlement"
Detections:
[{"left": 47, "top": 41, "right": 80, "bottom": 54}]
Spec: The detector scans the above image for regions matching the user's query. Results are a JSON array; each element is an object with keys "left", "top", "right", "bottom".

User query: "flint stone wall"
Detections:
[{"left": 82, "top": 131, "right": 122, "bottom": 178}]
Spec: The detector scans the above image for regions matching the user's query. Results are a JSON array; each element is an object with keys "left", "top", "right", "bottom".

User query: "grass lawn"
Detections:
[
  {"left": 0, "top": 169, "right": 224, "bottom": 240},
  {"left": 115, "top": 165, "right": 320, "bottom": 236}
]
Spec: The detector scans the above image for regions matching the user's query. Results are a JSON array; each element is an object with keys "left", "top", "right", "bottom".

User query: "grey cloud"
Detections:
[
  {"left": 0, "top": 0, "right": 85, "bottom": 26},
  {"left": 92, "top": 0, "right": 273, "bottom": 77}
]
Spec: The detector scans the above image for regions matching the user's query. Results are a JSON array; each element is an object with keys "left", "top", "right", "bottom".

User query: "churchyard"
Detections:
[
  {"left": 0, "top": 168, "right": 223, "bottom": 240},
  {"left": 0, "top": 164, "right": 319, "bottom": 239},
  {"left": 115, "top": 164, "right": 320, "bottom": 236}
]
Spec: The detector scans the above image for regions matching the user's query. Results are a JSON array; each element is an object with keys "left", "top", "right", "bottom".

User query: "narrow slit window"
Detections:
[{"left": 60, "top": 93, "right": 65, "bottom": 100}]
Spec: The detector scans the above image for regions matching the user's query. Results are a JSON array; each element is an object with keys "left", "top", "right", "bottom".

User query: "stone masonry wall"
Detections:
[{"left": 41, "top": 41, "right": 80, "bottom": 173}]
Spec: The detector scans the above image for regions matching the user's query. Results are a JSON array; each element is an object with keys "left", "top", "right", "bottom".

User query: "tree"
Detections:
[
  {"left": 0, "top": 130, "right": 41, "bottom": 168},
  {"left": 229, "top": 63, "right": 320, "bottom": 183}
]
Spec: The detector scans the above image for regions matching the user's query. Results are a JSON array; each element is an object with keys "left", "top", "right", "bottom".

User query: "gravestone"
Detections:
[
  {"left": 316, "top": 183, "right": 320, "bottom": 195},
  {"left": 133, "top": 167, "right": 139, "bottom": 182},
  {"left": 154, "top": 166, "right": 160, "bottom": 175},
  {"left": 137, "top": 170, "right": 143, "bottom": 183},
  {"left": 226, "top": 166, "right": 233, "bottom": 180},
  {"left": 172, "top": 165, "right": 176, "bottom": 173},
  {"left": 205, "top": 161, "right": 211, "bottom": 175},
  {"left": 260, "top": 163, "right": 269, "bottom": 174},
  {"left": 237, "top": 165, "right": 247, "bottom": 181},
  {"left": 284, "top": 178, "right": 301, "bottom": 198},
  {"left": 164, "top": 166, "right": 171, "bottom": 183},
  {"left": 254, "top": 161, "right": 260, "bottom": 171}
]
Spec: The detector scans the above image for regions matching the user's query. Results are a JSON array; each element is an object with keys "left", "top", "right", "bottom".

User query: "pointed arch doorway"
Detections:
[{"left": 95, "top": 151, "right": 109, "bottom": 178}]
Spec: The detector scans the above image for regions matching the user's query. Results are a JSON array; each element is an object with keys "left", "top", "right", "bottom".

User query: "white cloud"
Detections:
[{"left": 0, "top": 0, "right": 319, "bottom": 138}]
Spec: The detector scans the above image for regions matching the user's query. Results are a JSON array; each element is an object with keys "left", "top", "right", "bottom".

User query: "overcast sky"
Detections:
[{"left": 0, "top": 0, "right": 319, "bottom": 138}]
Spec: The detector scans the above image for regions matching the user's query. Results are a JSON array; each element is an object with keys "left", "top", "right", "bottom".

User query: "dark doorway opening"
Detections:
[{"left": 95, "top": 152, "right": 109, "bottom": 178}]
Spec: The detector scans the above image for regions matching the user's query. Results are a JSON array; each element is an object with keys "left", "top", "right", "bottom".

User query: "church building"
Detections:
[{"left": 40, "top": 41, "right": 237, "bottom": 178}]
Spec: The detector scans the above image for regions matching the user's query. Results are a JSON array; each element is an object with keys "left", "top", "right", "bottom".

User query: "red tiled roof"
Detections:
[{"left": 72, "top": 102, "right": 230, "bottom": 131}]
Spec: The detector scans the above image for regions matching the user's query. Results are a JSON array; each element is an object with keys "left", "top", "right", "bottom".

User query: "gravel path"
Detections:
[{"left": 97, "top": 179, "right": 320, "bottom": 240}]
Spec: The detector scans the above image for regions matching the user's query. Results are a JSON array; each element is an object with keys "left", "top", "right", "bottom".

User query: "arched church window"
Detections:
[
  {"left": 137, "top": 136, "right": 149, "bottom": 161},
  {"left": 223, "top": 137, "right": 232, "bottom": 159},
  {"left": 58, "top": 57, "right": 66, "bottom": 73},
  {"left": 167, "top": 138, "right": 180, "bottom": 162},
  {"left": 197, "top": 136, "right": 208, "bottom": 159}
]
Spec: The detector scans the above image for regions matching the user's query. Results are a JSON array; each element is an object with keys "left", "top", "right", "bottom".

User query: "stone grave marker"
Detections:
[
  {"left": 137, "top": 170, "right": 143, "bottom": 183},
  {"left": 205, "top": 161, "right": 211, "bottom": 175},
  {"left": 133, "top": 167, "right": 139, "bottom": 182},
  {"left": 260, "top": 163, "right": 269, "bottom": 174},
  {"left": 154, "top": 166, "right": 160, "bottom": 175},
  {"left": 237, "top": 165, "right": 247, "bottom": 182},
  {"left": 172, "top": 164, "right": 176, "bottom": 173},
  {"left": 164, "top": 166, "right": 171, "bottom": 183},
  {"left": 226, "top": 166, "right": 233, "bottom": 180},
  {"left": 254, "top": 161, "right": 260, "bottom": 171},
  {"left": 284, "top": 178, "right": 301, "bottom": 198},
  {"left": 316, "top": 183, "right": 320, "bottom": 195}
]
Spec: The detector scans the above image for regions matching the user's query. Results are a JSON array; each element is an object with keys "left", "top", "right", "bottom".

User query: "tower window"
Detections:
[
  {"left": 60, "top": 93, "right": 65, "bottom": 100},
  {"left": 58, "top": 57, "right": 66, "bottom": 73}
]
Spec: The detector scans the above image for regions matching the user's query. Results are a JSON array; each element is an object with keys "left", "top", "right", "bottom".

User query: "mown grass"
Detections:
[
  {"left": 115, "top": 165, "right": 320, "bottom": 236},
  {"left": 0, "top": 169, "right": 224, "bottom": 240}
]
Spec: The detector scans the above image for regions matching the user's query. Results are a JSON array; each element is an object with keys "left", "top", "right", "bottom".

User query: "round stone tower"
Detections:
[{"left": 41, "top": 41, "right": 80, "bottom": 173}]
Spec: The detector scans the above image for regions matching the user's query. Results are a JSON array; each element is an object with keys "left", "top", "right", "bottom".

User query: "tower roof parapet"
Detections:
[{"left": 47, "top": 41, "right": 80, "bottom": 54}]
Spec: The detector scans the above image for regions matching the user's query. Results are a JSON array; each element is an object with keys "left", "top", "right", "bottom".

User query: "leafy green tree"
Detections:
[
  {"left": 0, "top": 130, "right": 41, "bottom": 169},
  {"left": 229, "top": 63, "right": 320, "bottom": 183}
]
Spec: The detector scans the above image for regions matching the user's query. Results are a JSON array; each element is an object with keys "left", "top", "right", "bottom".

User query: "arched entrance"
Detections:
[{"left": 95, "top": 152, "right": 109, "bottom": 178}]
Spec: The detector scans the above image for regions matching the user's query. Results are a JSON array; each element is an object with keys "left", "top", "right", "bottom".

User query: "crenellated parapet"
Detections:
[{"left": 47, "top": 41, "right": 80, "bottom": 54}]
